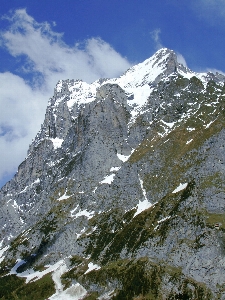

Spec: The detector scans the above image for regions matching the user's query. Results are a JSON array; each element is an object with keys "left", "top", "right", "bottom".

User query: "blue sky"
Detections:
[{"left": 0, "top": 0, "right": 225, "bottom": 188}]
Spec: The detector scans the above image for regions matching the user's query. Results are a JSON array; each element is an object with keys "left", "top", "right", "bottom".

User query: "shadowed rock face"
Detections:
[{"left": 0, "top": 48, "right": 225, "bottom": 299}]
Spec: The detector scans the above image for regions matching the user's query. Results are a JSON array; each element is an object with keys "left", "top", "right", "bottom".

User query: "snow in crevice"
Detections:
[
  {"left": 0, "top": 243, "right": 9, "bottom": 264},
  {"left": 186, "top": 139, "right": 193, "bottom": 145},
  {"left": 172, "top": 182, "right": 188, "bottom": 193},
  {"left": 19, "top": 178, "right": 40, "bottom": 194},
  {"left": 154, "top": 216, "right": 171, "bottom": 231},
  {"left": 158, "top": 216, "right": 171, "bottom": 224},
  {"left": 0, "top": 239, "right": 4, "bottom": 249},
  {"left": 57, "top": 193, "right": 70, "bottom": 201},
  {"left": 204, "top": 118, "right": 217, "bottom": 129},
  {"left": 76, "top": 227, "right": 86, "bottom": 239},
  {"left": 133, "top": 175, "right": 152, "bottom": 217},
  {"left": 92, "top": 187, "right": 97, "bottom": 193},
  {"left": 70, "top": 205, "right": 79, "bottom": 217},
  {"left": 138, "top": 175, "right": 148, "bottom": 202}
]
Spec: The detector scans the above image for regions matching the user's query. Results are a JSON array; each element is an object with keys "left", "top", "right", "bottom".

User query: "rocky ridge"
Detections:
[{"left": 0, "top": 48, "right": 225, "bottom": 299}]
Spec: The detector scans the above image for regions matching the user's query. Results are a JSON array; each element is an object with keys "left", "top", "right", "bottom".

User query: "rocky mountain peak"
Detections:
[{"left": 0, "top": 49, "right": 225, "bottom": 299}]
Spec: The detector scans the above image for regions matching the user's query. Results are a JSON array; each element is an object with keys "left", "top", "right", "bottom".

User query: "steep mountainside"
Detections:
[{"left": 0, "top": 48, "right": 225, "bottom": 299}]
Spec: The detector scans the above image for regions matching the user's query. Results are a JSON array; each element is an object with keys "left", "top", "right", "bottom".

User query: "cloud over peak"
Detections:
[{"left": 0, "top": 9, "right": 132, "bottom": 186}]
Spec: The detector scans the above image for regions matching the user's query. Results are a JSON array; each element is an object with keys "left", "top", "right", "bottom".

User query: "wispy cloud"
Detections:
[
  {"left": 176, "top": 52, "right": 188, "bottom": 68},
  {"left": 0, "top": 9, "right": 132, "bottom": 185},
  {"left": 191, "top": 0, "right": 225, "bottom": 22},
  {"left": 150, "top": 28, "right": 163, "bottom": 50},
  {"left": 150, "top": 28, "right": 188, "bottom": 68}
]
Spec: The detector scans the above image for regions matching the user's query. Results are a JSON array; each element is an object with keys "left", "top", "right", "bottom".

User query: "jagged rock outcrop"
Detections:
[{"left": 0, "top": 48, "right": 225, "bottom": 299}]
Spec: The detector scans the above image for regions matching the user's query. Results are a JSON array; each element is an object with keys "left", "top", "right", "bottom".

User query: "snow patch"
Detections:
[
  {"left": 74, "top": 209, "right": 94, "bottom": 219},
  {"left": 100, "top": 174, "right": 115, "bottom": 184},
  {"left": 11, "top": 260, "right": 66, "bottom": 284},
  {"left": 84, "top": 262, "right": 101, "bottom": 274},
  {"left": 110, "top": 166, "right": 121, "bottom": 172},
  {"left": 50, "top": 138, "right": 64, "bottom": 149},
  {"left": 172, "top": 183, "right": 188, "bottom": 193},
  {"left": 49, "top": 283, "right": 87, "bottom": 300},
  {"left": 67, "top": 80, "right": 100, "bottom": 110},
  {"left": 161, "top": 120, "right": 175, "bottom": 128},
  {"left": 187, "top": 127, "right": 195, "bottom": 132},
  {"left": 50, "top": 262, "right": 68, "bottom": 297},
  {"left": 132, "top": 85, "right": 151, "bottom": 106},
  {"left": 133, "top": 199, "right": 152, "bottom": 217},
  {"left": 117, "top": 153, "right": 130, "bottom": 162}
]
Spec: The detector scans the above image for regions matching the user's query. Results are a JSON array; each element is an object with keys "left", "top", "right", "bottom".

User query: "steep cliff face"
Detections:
[{"left": 0, "top": 48, "right": 225, "bottom": 299}]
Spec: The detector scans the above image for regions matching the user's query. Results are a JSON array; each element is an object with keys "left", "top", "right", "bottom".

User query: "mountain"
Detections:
[{"left": 0, "top": 48, "right": 225, "bottom": 299}]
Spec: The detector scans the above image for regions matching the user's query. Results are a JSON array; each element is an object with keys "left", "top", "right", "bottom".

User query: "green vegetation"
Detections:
[
  {"left": 0, "top": 275, "right": 25, "bottom": 299},
  {"left": 0, "top": 273, "right": 55, "bottom": 300}
]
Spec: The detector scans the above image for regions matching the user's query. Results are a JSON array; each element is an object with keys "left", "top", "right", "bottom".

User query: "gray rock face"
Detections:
[{"left": 0, "top": 48, "right": 225, "bottom": 299}]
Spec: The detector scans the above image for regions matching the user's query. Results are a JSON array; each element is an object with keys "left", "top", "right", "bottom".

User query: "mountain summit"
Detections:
[{"left": 0, "top": 48, "right": 225, "bottom": 299}]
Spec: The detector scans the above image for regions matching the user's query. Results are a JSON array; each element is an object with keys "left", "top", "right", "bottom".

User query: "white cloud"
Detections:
[
  {"left": 0, "top": 9, "right": 132, "bottom": 186},
  {"left": 0, "top": 72, "right": 47, "bottom": 181},
  {"left": 150, "top": 28, "right": 163, "bottom": 50},
  {"left": 176, "top": 52, "right": 188, "bottom": 68},
  {"left": 1, "top": 9, "right": 131, "bottom": 88}
]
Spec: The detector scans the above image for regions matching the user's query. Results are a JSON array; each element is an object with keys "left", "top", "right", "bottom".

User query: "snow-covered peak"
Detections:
[
  {"left": 47, "top": 48, "right": 225, "bottom": 120},
  {"left": 107, "top": 48, "right": 178, "bottom": 89}
]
